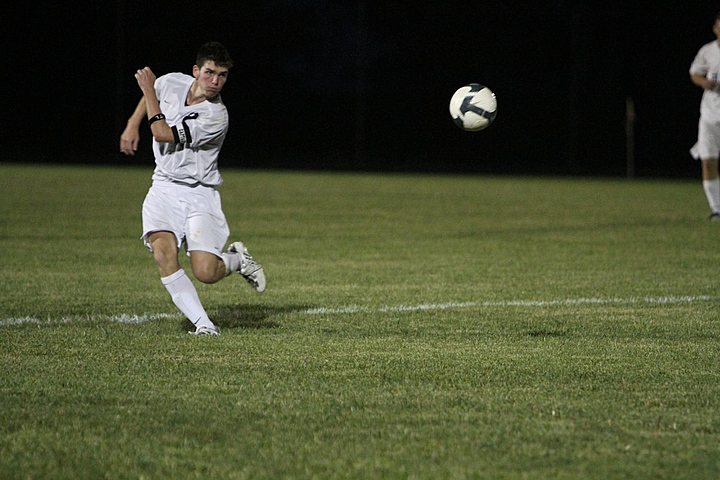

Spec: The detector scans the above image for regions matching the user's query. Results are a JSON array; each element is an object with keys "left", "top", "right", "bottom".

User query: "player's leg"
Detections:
[
  {"left": 147, "top": 231, "right": 219, "bottom": 335},
  {"left": 188, "top": 233, "right": 266, "bottom": 292},
  {"left": 141, "top": 181, "right": 219, "bottom": 335},
  {"left": 701, "top": 157, "right": 720, "bottom": 220},
  {"left": 692, "top": 118, "right": 720, "bottom": 220},
  {"left": 186, "top": 187, "right": 266, "bottom": 292},
  {"left": 188, "top": 246, "right": 266, "bottom": 293}
]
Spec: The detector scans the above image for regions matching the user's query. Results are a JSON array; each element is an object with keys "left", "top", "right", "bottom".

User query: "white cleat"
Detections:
[
  {"left": 228, "top": 241, "right": 266, "bottom": 293},
  {"left": 188, "top": 325, "right": 221, "bottom": 336}
]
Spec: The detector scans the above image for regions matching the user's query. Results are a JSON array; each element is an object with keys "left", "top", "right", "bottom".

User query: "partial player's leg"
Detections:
[
  {"left": 147, "top": 231, "right": 181, "bottom": 276},
  {"left": 701, "top": 157, "right": 720, "bottom": 221},
  {"left": 692, "top": 118, "right": 720, "bottom": 221},
  {"left": 189, "top": 243, "right": 266, "bottom": 293},
  {"left": 184, "top": 187, "right": 267, "bottom": 292},
  {"left": 189, "top": 250, "right": 227, "bottom": 284},
  {"left": 147, "top": 231, "right": 220, "bottom": 336},
  {"left": 226, "top": 241, "right": 266, "bottom": 292}
]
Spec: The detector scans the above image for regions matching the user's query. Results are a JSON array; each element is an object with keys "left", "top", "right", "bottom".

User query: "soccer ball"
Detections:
[{"left": 449, "top": 84, "right": 497, "bottom": 131}]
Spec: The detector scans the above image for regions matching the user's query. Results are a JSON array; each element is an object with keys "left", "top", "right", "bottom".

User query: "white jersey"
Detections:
[
  {"left": 690, "top": 40, "right": 720, "bottom": 122},
  {"left": 150, "top": 73, "right": 229, "bottom": 186}
]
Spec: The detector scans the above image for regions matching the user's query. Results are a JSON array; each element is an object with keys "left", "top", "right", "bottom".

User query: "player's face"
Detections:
[
  {"left": 713, "top": 19, "right": 720, "bottom": 39},
  {"left": 193, "top": 61, "right": 229, "bottom": 99}
]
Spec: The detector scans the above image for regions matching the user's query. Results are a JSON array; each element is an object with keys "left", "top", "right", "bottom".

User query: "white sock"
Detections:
[
  {"left": 161, "top": 269, "right": 215, "bottom": 329},
  {"left": 702, "top": 179, "right": 720, "bottom": 213},
  {"left": 221, "top": 252, "right": 240, "bottom": 276}
]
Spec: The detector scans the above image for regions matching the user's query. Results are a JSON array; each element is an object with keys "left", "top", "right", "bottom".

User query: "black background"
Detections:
[{"left": 8, "top": 1, "right": 720, "bottom": 177}]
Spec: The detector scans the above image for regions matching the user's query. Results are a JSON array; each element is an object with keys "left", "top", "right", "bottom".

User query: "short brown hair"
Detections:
[{"left": 196, "top": 42, "right": 233, "bottom": 69}]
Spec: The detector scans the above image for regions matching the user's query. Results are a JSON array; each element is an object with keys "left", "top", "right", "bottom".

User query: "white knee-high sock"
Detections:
[
  {"left": 703, "top": 179, "right": 720, "bottom": 213},
  {"left": 161, "top": 269, "right": 214, "bottom": 329}
]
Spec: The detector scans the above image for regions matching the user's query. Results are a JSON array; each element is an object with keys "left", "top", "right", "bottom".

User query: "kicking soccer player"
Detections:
[
  {"left": 690, "top": 12, "right": 720, "bottom": 221},
  {"left": 119, "top": 41, "right": 266, "bottom": 336}
]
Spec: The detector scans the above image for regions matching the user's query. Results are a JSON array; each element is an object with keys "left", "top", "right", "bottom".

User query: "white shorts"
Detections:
[
  {"left": 690, "top": 117, "right": 720, "bottom": 160},
  {"left": 141, "top": 181, "right": 229, "bottom": 257}
]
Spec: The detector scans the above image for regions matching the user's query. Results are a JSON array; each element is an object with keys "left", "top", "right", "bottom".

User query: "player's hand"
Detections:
[
  {"left": 135, "top": 67, "right": 157, "bottom": 94},
  {"left": 119, "top": 126, "right": 140, "bottom": 156}
]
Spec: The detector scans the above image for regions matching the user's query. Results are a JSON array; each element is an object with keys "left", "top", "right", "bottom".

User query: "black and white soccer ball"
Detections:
[{"left": 449, "top": 83, "right": 497, "bottom": 131}]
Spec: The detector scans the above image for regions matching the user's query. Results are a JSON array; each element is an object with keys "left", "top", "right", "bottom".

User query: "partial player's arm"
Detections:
[
  {"left": 119, "top": 98, "right": 146, "bottom": 156},
  {"left": 134, "top": 67, "right": 175, "bottom": 143},
  {"left": 691, "top": 73, "right": 716, "bottom": 91}
]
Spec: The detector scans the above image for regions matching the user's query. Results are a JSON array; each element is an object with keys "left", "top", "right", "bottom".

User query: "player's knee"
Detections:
[
  {"left": 152, "top": 247, "right": 176, "bottom": 270},
  {"left": 192, "top": 263, "right": 222, "bottom": 284},
  {"left": 148, "top": 233, "right": 179, "bottom": 271},
  {"left": 190, "top": 251, "right": 225, "bottom": 284}
]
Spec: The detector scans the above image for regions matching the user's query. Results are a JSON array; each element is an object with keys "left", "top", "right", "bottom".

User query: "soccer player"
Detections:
[
  {"left": 119, "top": 42, "right": 266, "bottom": 336},
  {"left": 690, "top": 12, "right": 720, "bottom": 221}
]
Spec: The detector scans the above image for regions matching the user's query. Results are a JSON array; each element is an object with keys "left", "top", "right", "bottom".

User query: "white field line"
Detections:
[
  {"left": 1, "top": 295, "right": 717, "bottom": 328},
  {"left": 302, "top": 295, "right": 719, "bottom": 315},
  {"left": 0, "top": 313, "right": 178, "bottom": 328}
]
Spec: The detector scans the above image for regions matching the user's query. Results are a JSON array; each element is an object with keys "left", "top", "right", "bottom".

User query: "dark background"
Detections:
[{"left": 8, "top": 1, "right": 720, "bottom": 177}]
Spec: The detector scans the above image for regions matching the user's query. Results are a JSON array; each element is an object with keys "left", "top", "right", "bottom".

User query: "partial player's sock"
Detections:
[
  {"left": 221, "top": 251, "right": 240, "bottom": 276},
  {"left": 161, "top": 269, "right": 216, "bottom": 329},
  {"left": 702, "top": 178, "right": 720, "bottom": 213}
]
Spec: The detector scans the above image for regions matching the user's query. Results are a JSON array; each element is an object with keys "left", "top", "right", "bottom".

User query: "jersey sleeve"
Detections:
[
  {"left": 153, "top": 75, "right": 169, "bottom": 104},
  {"left": 690, "top": 46, "right": 710, "bottom": 76}
]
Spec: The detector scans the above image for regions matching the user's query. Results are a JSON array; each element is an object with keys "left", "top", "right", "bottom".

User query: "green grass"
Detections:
[{"left": 1, "top": 163, "right": 718, "bottom": 479}]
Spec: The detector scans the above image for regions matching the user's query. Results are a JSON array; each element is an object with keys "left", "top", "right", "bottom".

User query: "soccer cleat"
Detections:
[
  {"left": 709, "top": 212, "right": 720, "bottom": 222},
  {"left": 228, "top": 241, "right": 266, "bottom": 293},
  {"left": 188, "top": 325, "right": 220, "bottom": 336}
]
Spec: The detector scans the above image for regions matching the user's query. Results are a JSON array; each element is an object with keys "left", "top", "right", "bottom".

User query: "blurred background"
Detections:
[{"left": 8, "top": 1, "right": 720, "bottom": 177}]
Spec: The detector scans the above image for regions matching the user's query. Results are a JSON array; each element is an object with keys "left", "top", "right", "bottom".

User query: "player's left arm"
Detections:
[
  {"left": 119, "top": 98, "right": 146, "bottom": 156},
  {"left": 134, "top": 67, "right": 175, "bottom": 143}
]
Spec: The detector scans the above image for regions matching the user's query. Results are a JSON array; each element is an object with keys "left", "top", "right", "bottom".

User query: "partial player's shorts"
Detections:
[
  {"left": 690, "top": 117, "right": 720, "bottom": 160},
  {"left": 141, "top": 181, "right": 229, "bottom": 257}
]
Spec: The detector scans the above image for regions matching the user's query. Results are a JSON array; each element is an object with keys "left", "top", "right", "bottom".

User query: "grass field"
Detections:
[{"left": 1, "top": 163, "right": 718, "bottom": 479}]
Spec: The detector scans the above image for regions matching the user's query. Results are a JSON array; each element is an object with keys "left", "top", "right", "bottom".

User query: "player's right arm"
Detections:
[
  {"left": 120, "top": 98, "right": 146, "bottom": 156},
  {"left": 134, "top": 67, "right": 175, "bottom": 144}
]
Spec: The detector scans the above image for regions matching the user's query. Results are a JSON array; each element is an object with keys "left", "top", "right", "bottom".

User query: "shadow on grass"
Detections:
[{"left": 181, "top": 304, "right": 312, "bottom": 331}]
